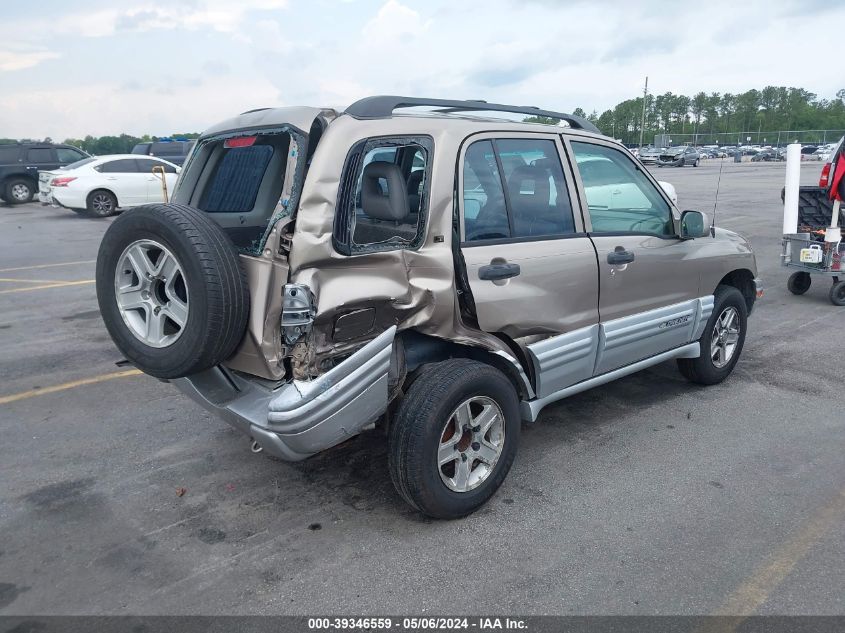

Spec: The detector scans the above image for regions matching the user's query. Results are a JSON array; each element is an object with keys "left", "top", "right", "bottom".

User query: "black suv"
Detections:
[
  {"left": 131, "top": 139, "right": 196, "bottom": 166},
  {"left": 0, "top": 142, "right": 90, "bottom": 204}
]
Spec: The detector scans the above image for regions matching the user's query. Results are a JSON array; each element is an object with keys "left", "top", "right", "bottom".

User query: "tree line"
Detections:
[
  {"left": 0, "top": 133, "right": 200, "bottom": 155},
  {"left": 528, "top": 86, "right": 845, "bottom": 145}
]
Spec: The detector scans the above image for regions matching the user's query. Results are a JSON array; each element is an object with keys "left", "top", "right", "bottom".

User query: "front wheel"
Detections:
[
  {"left": 787, "top": 271, "right": 811, "bottom": 295},
  {"left": 389, "top": 359, "right": 521, "bottom": 519},
  {"left": 677, "top": 285, "right": 748, "bottom": 385}
]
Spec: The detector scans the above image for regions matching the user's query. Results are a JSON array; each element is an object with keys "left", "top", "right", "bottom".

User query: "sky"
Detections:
[{"left": 1, "top": 0, "right": 843, "bottom": 140}]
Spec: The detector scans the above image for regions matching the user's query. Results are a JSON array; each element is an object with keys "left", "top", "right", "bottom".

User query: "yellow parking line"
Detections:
[
  {"left": 0, "top": 279, "right": 95, "bottom": 294},
  {"left": 0, "top": 277, "right": 76, "bottom": 284},
  {"left": 0, "top": 259, "right": 95, "bottom": 273},
  {"left": 0, "top": 369, "right": 143, "bottom": 405},
  {"left": 703, "top": 486, "right": 845, "bottom": 630}
]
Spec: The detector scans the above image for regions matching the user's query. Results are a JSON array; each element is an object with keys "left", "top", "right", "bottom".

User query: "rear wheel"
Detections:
[
  {"left": 830, "top": 280, "right": 845, "bottom": 306},
  {"left": 678, "top": 285, "right": 747, "bottom": 385},
  {"left": 787, "top": 271, "right": 811, "bottom": 295},
  {"left": 389, "top": 359, "right": 520, "bottom": 519},
  {"left": 87, "top": 190, "right": 117, "bottom": 217},
  {"left": 5, "top": 178, "right": 34, "bottom": 204}
]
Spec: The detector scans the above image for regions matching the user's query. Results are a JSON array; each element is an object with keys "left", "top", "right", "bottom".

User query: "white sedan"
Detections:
[{"left": 39, "top": 154, "right": 180, "bottom": 217}]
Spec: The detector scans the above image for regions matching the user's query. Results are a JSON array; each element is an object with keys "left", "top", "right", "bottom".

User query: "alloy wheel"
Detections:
[
  {"left": 711, "top": 306, "right": 740, "bottom": 369},
  {"left": 114, "top": 239, "right": 189, "bottom": 348},
  {"left": 437, "top": 396, "right": 505, "bottom": 492},
  {"left": 11, "top": 183, "right": 30, "bottom": 201},
  {"left": 92, "top": 193, "right": 114, "bottom": 213}
]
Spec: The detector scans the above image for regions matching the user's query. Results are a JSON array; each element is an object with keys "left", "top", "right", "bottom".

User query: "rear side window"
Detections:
[
  {"left": 333, "top": 136, "right": 432, "bottom": 255},
  {"left": 462, "top": 138, "right": 575, "bottom": 242},
  {"left": 0, "top": 147, "right": 19, "bottom": 163},
  {"left": 99, "top": 159, "right": 139, "bottom": 173},
  {"left": 27, "top": 148, "right": 54, "bottom": 163},
  {"left": 199, "top": 145, "right": 274, "bottom": 213}
]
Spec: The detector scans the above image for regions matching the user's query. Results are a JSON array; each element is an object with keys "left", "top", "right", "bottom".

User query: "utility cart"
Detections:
[
  {"left": 782, "top": 231, "right": 844, "bottom": 305},
  {"left": 781, "top": 140, "right": 845, "bottom": 306}
]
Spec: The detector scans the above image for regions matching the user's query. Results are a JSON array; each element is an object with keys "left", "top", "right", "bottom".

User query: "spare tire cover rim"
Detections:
[{"left": 114, "top": 239, "right": 189, "bottom": 348}]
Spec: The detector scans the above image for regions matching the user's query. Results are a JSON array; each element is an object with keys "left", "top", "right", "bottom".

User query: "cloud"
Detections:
[
  {"left": 361, "top": 0, "right": 430, "bottom": 46},
  {"left": 0, "top": 50, "right": 61, "bottom": 72}
]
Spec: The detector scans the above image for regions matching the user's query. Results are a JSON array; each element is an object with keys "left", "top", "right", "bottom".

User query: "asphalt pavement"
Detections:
[{"left": 0, "top": 160, "right": 843, "bottom": 616}]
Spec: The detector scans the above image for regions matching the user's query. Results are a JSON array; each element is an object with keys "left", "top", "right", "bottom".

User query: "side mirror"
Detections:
[
  {"left": 658, "top": 181, "right": 677, "bottom": 205},
  {"left": 680, "top": 210, "right": 710, "bottom": 239}
]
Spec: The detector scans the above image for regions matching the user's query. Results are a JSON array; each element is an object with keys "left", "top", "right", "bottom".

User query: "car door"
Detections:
[
  {"left": 98, "top": 158, "right": 147, "bottom": 206},
  {"left": 459, "top": 134, "right": 600, "bottom": 398},
  {"left": 566, "top": 138, "right": 708, "bottom": 375},
  {"left": 136, "top": 158, "right": 176, "bottom": 203}
]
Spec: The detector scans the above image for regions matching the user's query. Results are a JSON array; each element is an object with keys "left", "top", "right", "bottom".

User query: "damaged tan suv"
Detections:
[{"left": 96, "top": 96, "right": 761, "bottom": 518}]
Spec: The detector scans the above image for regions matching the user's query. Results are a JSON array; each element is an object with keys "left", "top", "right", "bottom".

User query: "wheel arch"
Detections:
[
  {"left": 717, "top": 268, "right": 756, "bottom": 313},
  {"left": 396, "top": 330, "right": 532, "bottom": 401}
]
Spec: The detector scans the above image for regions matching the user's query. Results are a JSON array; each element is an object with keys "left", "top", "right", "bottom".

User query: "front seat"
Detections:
[{"left": 406, "top": 170, "right": 424, "bottom": 216}]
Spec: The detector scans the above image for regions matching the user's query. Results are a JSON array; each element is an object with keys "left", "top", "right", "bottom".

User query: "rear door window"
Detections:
[{"left": 137, "top": 158, "right": 177, "bottom": 174}]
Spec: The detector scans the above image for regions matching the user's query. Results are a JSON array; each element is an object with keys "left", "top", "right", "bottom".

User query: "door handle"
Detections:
[
  {"left": 478, "top": 262, "right": 521, "bottom": 281},
  {"left": 607, "top": 247, "right": 635, "bottom": 265}
]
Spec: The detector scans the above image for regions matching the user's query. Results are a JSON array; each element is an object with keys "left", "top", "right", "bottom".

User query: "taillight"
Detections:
[
  {"left": 224, "top": 136, "right": 257, "bottom": 148},
  {"left": 819, "top": 163, "right": 832, "bottom": 188},
  {"left": 51, "top": 176, "right": 77, "bottom": 187}
]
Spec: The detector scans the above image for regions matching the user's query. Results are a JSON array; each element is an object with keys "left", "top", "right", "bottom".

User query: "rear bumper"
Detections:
[{"left": 172, "top": 326, "right": 396, "bottom": 461}]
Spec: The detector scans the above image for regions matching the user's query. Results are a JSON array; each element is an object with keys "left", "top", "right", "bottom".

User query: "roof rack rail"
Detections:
[{"left": 344, "top": 95, "right": 601, "bottom": 134}]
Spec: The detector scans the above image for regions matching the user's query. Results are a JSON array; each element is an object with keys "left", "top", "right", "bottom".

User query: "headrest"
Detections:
[
  {"left": 362, "top": 161, "right": 410, "bottom": 221},
  {"left": 507, "top": 165, "right": 550, "bottom": 202}
]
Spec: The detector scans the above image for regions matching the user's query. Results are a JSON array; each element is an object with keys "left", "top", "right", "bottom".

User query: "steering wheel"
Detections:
[{"left": 630, "top": 218, "right": 658, "bottom": 232}]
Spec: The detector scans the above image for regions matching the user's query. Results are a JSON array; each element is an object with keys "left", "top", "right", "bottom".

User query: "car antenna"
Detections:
[{"left": 710, "top": 155, "right": 725, "bottom": 237}]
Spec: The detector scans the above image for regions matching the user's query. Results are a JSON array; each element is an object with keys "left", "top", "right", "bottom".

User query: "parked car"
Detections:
[
  {"left": 95, "top": 96, "right": 760, "bottom": 518},
  {"left": 131, "top": 139, "right": 196, "bottom": 166},
  {"left": 39, "top": 154, "right": 180, "bottom": 217},
  {"left": 658, "top": 146, "right": 700, "bottom": 167},
  {"left": 638, "top": 146, "right": 661, "bottom": 164},
  {"left": 0, "top": 142, "right": 90, "bottom": 204},
  {"left": 750, "top": 148, "right": 781, "bottom": 162}
]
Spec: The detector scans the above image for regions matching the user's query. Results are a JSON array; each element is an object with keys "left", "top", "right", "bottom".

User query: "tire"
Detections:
[
  {"left": 677, "top": 285, "right": 748, "bottom": 385},
  {"left": 830, "top": 280, "right": 845, "bottom": 306},
  {"left": 86, "top": 190, "right": 118, "bottom": 217},
  {"left": 5, "top": 178, "right": 34, "bottom": 204},
  {"left": 388, "top": 359, "right": 520, "bottom": 519},
  {"left": 787, "top": 271, "right": 811, "bottom": 295},
  {"left": 694, "top": 159, "right": 699, "bottom": 167},
  {"left": 96, "top": 203, "right": 249, "bottom": 379}
]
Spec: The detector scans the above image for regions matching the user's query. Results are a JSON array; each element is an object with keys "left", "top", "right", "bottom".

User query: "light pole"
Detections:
[{"left": 638, "top": 76, "right": 648, "bottom": 149}]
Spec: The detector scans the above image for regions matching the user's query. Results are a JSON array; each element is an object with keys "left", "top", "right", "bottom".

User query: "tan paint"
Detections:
[{"left": 225, "top": 112, "right": 758, "bottom": 382}]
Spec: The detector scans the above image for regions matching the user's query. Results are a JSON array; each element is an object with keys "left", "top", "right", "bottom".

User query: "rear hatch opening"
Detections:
[{"left": 174, "top": 129, "right": 303, "bottom": 256}]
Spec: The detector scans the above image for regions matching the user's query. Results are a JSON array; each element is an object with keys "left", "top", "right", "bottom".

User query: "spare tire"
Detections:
[{"left": 96, "top": 203, "right": 249, "bottom": 379}]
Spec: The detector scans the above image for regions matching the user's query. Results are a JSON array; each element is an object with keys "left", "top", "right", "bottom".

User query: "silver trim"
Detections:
[
  {"left": 527, "top": 324, "right": 599, "bottom": 398},
  {"left": 520, "top": 342, "right": 701, "bottom": 422},
  {"left": 172, "top": 326, "right": 396, "bottom": 461}
]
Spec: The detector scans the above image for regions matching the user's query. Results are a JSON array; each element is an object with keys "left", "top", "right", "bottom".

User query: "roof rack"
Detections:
[{"left": 344, "top": 95, "right": 601, "bottom": 134}]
